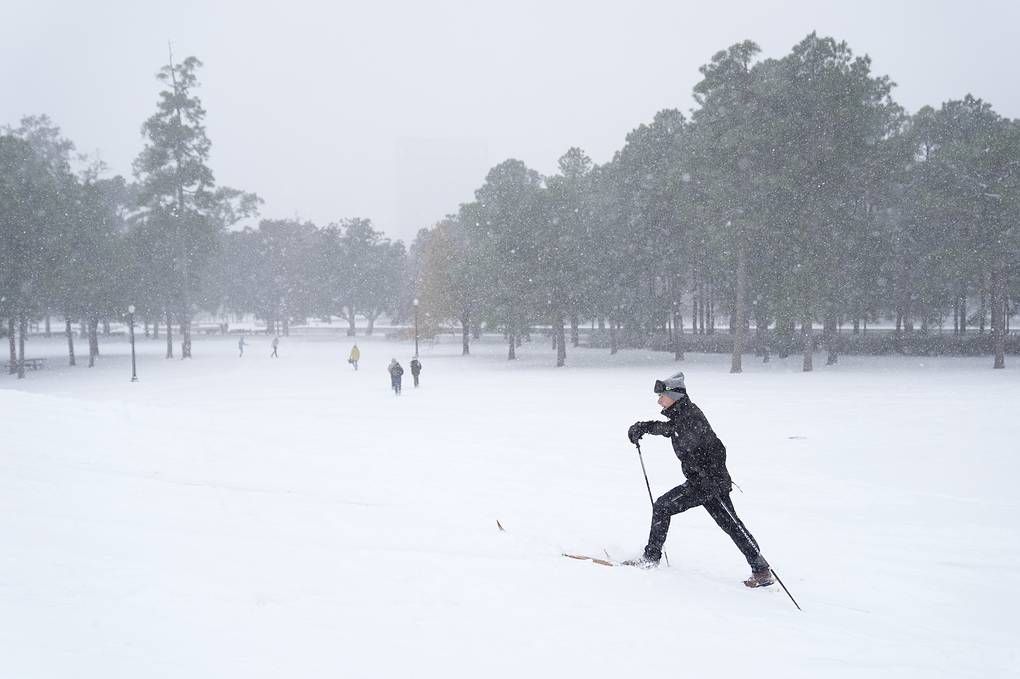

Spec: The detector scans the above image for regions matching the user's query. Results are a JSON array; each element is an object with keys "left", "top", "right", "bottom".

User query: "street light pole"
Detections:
[
  {"left": 413, "top": 298, "right": 419, "bottom": 358},
  {"left": 128, "top": 305, "right": 138, "bottom": 382}
]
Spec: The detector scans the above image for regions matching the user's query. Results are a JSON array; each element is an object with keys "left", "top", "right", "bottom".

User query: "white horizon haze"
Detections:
[{"left": 2, "top": 0, "right": 1018, "bottom": 243}]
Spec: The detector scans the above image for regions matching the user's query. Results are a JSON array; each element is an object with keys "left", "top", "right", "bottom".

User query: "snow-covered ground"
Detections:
[{"left": 2, "top": 333, "right": 1018, "bottom": 678}]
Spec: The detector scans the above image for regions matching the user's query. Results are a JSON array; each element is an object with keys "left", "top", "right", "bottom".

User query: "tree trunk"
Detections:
[
  {"left": 597, "top": 317, "right": 605, "bottom": 331},
  {"left": 959, "top": 276, "right": 968, "bottom": 335},
  {"left": 979, "top": 280, "right": 987, "bottom": 334},
  {"left": 610, "top": 319, "right": 618, "bottom": 355},
  {"left": 7, "top": 318, "right": 15, "bottom": 374},
  {"left": 992, "top": 267, "right": 1006, "bottom": 369},
  {"left": 165, "top": 310, "right": 174, "bottom": 359},
  {"left": 102, "top": 320, "right": 111, "bottom": 336},
  {"left": 181, "top": 314, "right": 192, "bottom": 358},
  {"left": 694, "top": 291, "right": 701, "bottom": 335},
  {"left": 555, "top": 314, "right": 566, "bottom": 367},
  {"left": 708, "top": 279, "right": 715, "bottom": 334},
  {"left": 570, "top": 314, "right": 579, "bottom": 347},
  {"left": 152, "top": 317, "right": 159, "bottom": 339},
  {"left": 66, "top": 317, "right": 76, "bottom": 366},
  {"left": 17, "top": 315, "right": 26, "bottom": 379},
  {"left": 776, "top": 312, "right": 790, "bottom": 359},
  {"left": 824, "top": 312, "right": 838, "bottom": 365},
  {"left": 283, "top": 317, "right": 291, "bottom": 336},
  {"left": 673, "top": 308, "right": 684, "bottom": 361},
  {"left": 88, "top": 318, "right": 99, "bottom": 367},
  {"left": 731, "top": 241, "right": 746, "bottom": 374},
  {"left": 698, "top": 287, "right": 705, "bottom": 334},
  {"left": 365, "top": 316, "right": 374, "bottom": 336},
  {"left": 801, "top": 316, "right": 813, "bottom": 372},
  {"left": 460, "top": 312, "right": 470, "bottom": 355},
  {"left": 698, "top": 273, "right": 705, "bottom": 334},
  {"left": 45, "top": 315, "right": 51, "bottom": 337},
  {"left": 755, "top": 314, "right": 770, "bottom": 363},
  {"left": 346, "top": 310, "right": 356, "bottom": 336},
  {"left": 507, "top": 325, "right": 516, "bottom": 360},
  {"left": 472, "top": 321, "right": 481, "bottom": 340}
]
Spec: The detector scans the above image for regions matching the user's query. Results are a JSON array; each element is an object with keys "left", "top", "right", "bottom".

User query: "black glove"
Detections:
[{"left": 628, "top": 422, "right": 649, "bottom": 445}]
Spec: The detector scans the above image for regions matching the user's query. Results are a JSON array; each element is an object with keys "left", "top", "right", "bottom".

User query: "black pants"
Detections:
[
  {"left": 412, "top": 373, "right": 419, "bottom": 387},
  {"left": 391, "top": 377, "right": 401, "bottom": 394},
  {"left": 644, "top": 483, "right": 768, "bottom": 571}
]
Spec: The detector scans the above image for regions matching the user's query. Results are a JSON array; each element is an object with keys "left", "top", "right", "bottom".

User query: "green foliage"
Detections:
[
  {"left": 131, "top": 54, "right": 259, "bottom": 350},
  {"left": 412, "top": 32, "right": 1019, "bottom": 367}
]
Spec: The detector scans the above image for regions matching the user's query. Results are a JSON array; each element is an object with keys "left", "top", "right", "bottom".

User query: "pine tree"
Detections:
[{"left": 133, "top": 52, "right": 258, "bottom": 358}]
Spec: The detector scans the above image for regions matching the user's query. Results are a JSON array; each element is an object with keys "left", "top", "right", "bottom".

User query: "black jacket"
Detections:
[
  {"left": 639, "top": 397, "right": 732, "bottom": 492},
  {"left": 410, "top": 359, "right": 421, "bottom": 375},
  {"left": 389, "top": 363, "right": 404, "bottom": 378}
]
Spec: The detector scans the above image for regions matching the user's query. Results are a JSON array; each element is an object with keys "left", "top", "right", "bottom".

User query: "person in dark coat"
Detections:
[
  {"left": 410, "top": 357, "right": 422, "bottom": 387},
  {"left": 271, "top": 335, "right": 280, "bottom": 358},
  {"left": 625, "top": 371, "right": 773, "bottom": 588},
  {"left": 388, "top": 359, "right": 404, "bottom": 395}
]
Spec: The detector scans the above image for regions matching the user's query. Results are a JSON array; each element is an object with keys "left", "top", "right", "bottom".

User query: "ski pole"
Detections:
[
  {"left": 634, "top": 442, "right": 669, "bottom": 567},
  {"left": 717, "top": 499, "right": 801, "bottom": 611}
]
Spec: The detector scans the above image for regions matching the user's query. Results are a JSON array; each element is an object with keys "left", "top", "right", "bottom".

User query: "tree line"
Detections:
[
  {"left": 2, "top": 34, "right": 1018, "bottom": 379},
  {"left": 410, "top": 33, "right": 1019, "bottom": 370},
  {"left": 1, "top": 55, "right": 407, "bottom": 378}
]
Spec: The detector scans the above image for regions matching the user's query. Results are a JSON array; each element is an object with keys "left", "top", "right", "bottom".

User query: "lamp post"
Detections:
[
  {"left": 413, "top": 298, "right": 419, "bottom": 358},
  {"left": 128, "top": 304, "right": 138, "bottom": 382}
]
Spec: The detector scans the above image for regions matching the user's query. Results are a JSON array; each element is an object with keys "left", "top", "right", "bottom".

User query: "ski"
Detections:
[{"left": 562, "top": 553, "right": 616, "bottom": 567}]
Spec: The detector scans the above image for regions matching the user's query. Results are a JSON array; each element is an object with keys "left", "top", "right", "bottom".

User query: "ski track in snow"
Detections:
[{"left": 2, "top": 334, "right": 1018, "bottom": 678}]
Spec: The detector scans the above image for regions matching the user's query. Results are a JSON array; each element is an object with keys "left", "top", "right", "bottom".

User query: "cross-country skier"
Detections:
[
  {"left": 271, "top": 336, "right": 280, "bottom": 358},
  {"left": 624, "top": 371, "right": 774, "bottom": 588},
  {"left": 388, "top": 358, "right": 404, "bottom": 395},
  {"left": 349, "top": 344, "right": 360, "bottom": 370},
  {"left": 410, "top": 357, "right": 421, "bottom": 387},
  {"left": 238, "top": 335, "right": 246, "bottom": 357}
]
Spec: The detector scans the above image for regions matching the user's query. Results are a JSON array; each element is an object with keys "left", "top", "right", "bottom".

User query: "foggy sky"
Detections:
[{"left": 3, "top": 0, "right": 1018, "bottom": 243}]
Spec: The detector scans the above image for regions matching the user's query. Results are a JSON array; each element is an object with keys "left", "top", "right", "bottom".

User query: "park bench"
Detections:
[{"left": 5, "top": 358, "right": 46, "bottom": 371}]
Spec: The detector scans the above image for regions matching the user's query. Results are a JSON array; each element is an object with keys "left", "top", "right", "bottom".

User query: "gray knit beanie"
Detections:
[{"left": 654, "top": 371, "right": 687, "bottom": 397}]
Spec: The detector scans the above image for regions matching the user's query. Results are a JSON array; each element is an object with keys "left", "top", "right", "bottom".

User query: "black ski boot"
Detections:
[
  {"left": 744, "top": 569, "right": 774, "bottom": 588},
  {"left": 620, "top": 556, "right": 660, "bottom": 570}
]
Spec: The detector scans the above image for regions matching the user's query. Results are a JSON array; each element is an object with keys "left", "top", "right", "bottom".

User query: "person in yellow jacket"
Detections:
[{"left": 348, "top": 344, "right": 360, "bottom": 370}]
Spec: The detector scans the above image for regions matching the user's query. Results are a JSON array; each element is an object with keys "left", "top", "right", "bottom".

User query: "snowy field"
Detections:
[{"left": 2, "top": 333, "right": 1018, "bottom": 678}]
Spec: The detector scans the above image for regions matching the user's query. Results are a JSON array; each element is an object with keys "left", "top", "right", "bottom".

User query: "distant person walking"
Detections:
[
  {"left": 388, "top": 358, "right": 404, "bottom": 395},
  {"left": 349, "top": 344, "right": 360, "bottom": 370},
  {"left": 410, "top": 357, "right": 422, "bottom": 387},
  {"left": 238, "top": 335, "right": 246, "bottom": 357},
  {"left": 271, "top": 336, "right": 280, "bottom": 358}
]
